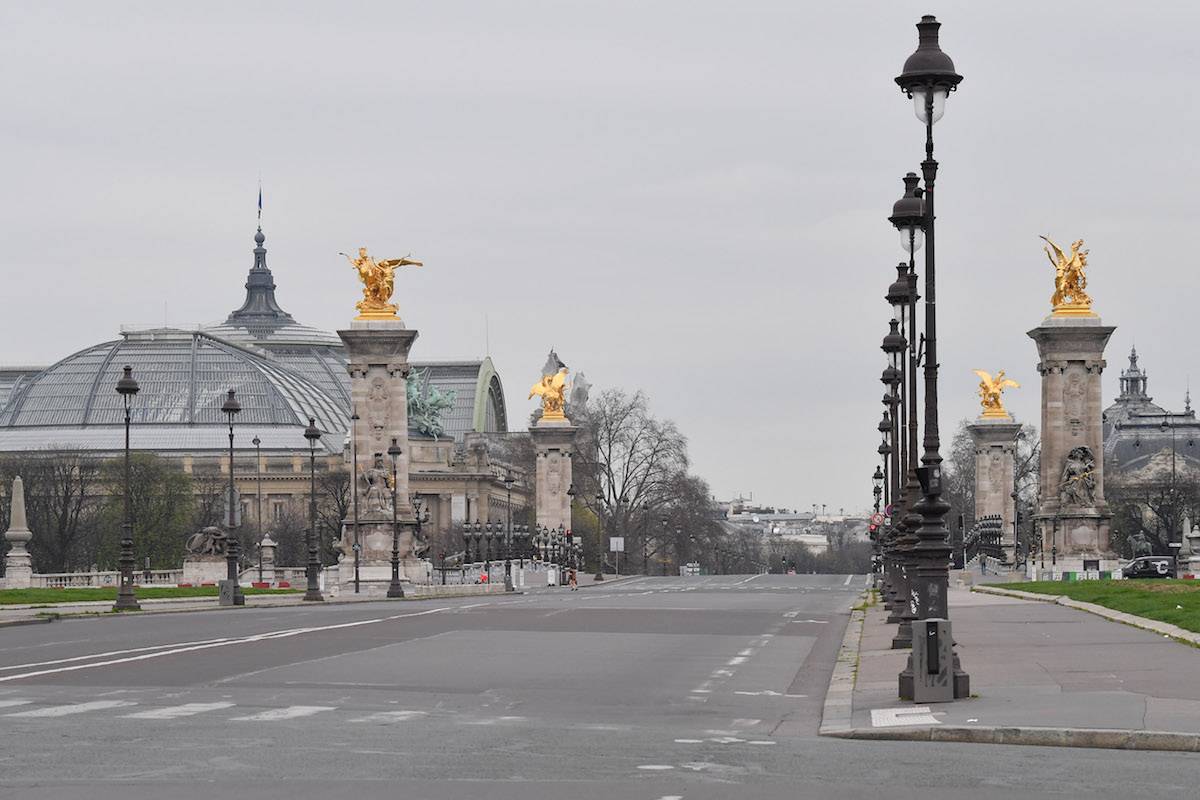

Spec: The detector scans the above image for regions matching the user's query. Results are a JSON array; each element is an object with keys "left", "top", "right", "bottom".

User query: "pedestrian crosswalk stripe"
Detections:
[
  {"left": 6, "top": 700, "right": 137, "bottom": 718},
  {"left": 122, "top": 702, "right": 236, "bottom": 720},
  {"left": 231, "top": 705, "right": 335, "bottom": 721},
  {"left": 0, "top": 699, "right": 33, "bottom": 709}
]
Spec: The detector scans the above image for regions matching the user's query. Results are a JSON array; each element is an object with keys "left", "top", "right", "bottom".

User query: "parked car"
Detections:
[{"left": 1119, "top": 555, "right": 1176, "bottom": 579}]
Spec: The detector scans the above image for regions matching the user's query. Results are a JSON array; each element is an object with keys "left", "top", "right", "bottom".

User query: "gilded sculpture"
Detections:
[
  {"left": 530, "top": 368, "right": 569, "bottom": 422},
  {"left": 974, "top": 369, "right": 1019, "bottom": 419},
  {"left": 1040, "top": 235, "right": 1093, "bottom": 316},
  {"left": 341, "top": 247, "right": 423, "bottom": 320}
]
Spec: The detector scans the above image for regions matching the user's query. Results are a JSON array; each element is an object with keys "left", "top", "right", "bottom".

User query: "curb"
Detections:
[
  {"left": 973, "top": 585, "right": 1200, "bottom": 647},
  {"left": 0, "top": 616, "right": 57, "bottom": 629},
  {"left": 818, "top": 593, "right": 867, "bottom": 735},
  {"left": 824, "top": 725, "right": 1200, "bottom": 753}
]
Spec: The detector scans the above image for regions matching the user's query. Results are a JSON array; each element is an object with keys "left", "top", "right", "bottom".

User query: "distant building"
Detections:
[
  {"left": 1102, "top": 346, "right": 1200, "bottom": 484},
  {"left": 0, "top": 225, "right": 529, "bottom": 541}
]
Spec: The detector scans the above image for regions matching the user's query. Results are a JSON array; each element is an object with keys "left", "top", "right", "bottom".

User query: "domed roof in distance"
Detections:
[{"left": 0, "top": 328, "right": 348, "bottom": 454}]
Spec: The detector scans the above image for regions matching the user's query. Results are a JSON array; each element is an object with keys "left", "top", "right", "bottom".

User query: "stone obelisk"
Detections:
[
  {"left": 1027, "top": 236, "right": 1116, "bottom": 575},
  {"left": 529, "top": 351, "right": 577, "bottom": 533},
  {"left": 336, "top": 248, "right": 425, "bottom": 589},
  {"left": 966, "top": 371, "right": 1022, "bottom": 564},
  {"left": 2, "top": 476, "right": 34, "bottom": 589}
]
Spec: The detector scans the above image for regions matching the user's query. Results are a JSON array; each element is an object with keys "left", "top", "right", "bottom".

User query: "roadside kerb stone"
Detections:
[
  {"left": 973, "top": 584, "right": 1200, "bottom": 646},
  {"left": 817, "top": 593, "right": 866, "bottom": 735}
]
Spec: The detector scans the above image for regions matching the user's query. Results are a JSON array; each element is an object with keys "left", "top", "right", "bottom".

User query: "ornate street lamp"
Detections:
[
  {"left": 350, "top": 410, "right": 361, "bottom": 594},
  {"left": 387, "top": 438, "right": 405, "bottom": 598},
  {"left": 221, "top": 389, "right": 244, "bottom": 606},
  {"left": 303, "top": 417, "right": 325, "bottom": 601},
  {"left": 593, "top": 492, "right": 606, "bottom": 582},
  {"left": 252, "top": 435, "right": 263, "bottom": 583},
  {"left": 894, "top": 12, "right": 967, "bottom": 698},
  {"left": 503, "top": 472, "right": 515, "bottom": 591},
  {"left": 872, "top": 466, "right": 885, "bottom": 513},
  {"left": 113, "top": 366, "right": 140, "bottom": 612}
]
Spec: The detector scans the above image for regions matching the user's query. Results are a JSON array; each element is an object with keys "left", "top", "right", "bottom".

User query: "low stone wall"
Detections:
[{"left": 407, "top": 583, "right": 507, "bottom": 597}]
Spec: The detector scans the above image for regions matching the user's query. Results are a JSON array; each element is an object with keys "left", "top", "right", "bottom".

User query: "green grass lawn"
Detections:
[
  {"left": 1003, "top": 579, "right": 1200, "bottom": 635},
  {"left": 0, "top": 586, "right": 301, "bottom": 605}
]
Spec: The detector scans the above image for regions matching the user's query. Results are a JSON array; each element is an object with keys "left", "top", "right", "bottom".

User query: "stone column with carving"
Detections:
[
  {"left": 337, "top": 320, "right": 423, "bottom": 586},
  {"left": 967, "top": 418, "right": 1022, "bottom": 564},
  {"left": 1028, "top": 315, "right": 1116, "bottom": 572},
  {"left": 2, "top": 476, "right": 34, "bottom": 589},
  {"left": 530, "top": 421, "right": 577, "bottom": 533}
]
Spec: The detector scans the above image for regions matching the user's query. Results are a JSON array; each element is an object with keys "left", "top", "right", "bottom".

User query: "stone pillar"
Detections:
[
  {"left": 967, "top": 418, "right": 1022, "bottom": 564},
  {"left": 2, "top": 476, "right": 34, "bottom": 589},
  {"left": 337, "top": 320, "right": 425, "bottom": 586},
  {"left": 1027, "top": 315, "right": 1117, "bottom": 573},
  {"left": 529, "top": 419, "right": 577, "bottom": 532}
]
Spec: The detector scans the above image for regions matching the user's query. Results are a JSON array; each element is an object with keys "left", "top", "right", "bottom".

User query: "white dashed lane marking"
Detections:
[
  {"left": 0, "top": 699, "right": 33, "bottom": 709},
  {"left": 6, "top": 700, "right": 137, "bottom": 718},
  {"left": 123, "top": 702, "right": 236, "bottom": 720},
  {"left": 230, "top": 705, "right": 335, "bottom": 721}
]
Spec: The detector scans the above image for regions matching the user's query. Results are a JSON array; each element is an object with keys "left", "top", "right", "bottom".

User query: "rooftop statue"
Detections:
[
  {"left": 341, "top": 247, "right": 423, "bottom": 320},
  {"left": 530, "top": 368, "right": 569, "bottom": 422},
  {"left": 974, "top": 369, "right": 1019, "bottom": 419},
  {"left": 1040, "top": 235, "right": 1093, "bottom": 316}
]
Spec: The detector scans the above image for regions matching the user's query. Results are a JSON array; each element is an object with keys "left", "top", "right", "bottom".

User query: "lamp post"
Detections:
[
  {"left": 387, "top": 438, "right": 405, "bottom": 598},
  {"left": 303, "top": 417, "right": 325, "bottom": 601},
  {"left": 350, "top": 410, "right": 361, "bottom": 594},
  {"left": 894, "top": 14, "right": 967, "bottom": 698},
  {"left": 252, "top": 435, "right": 262, "bottom": 583},
  {"left": 593, "top": 493, "right": 608, "bottom": 582},
  {"left": 221, "top": 389, "right": 244, "bottom": 606},
  {"left": 503, "top": 471, "right": 515, "bottom": 591},
  {"left": 113, "top": 366, "right": 140, "bottom": 612}
]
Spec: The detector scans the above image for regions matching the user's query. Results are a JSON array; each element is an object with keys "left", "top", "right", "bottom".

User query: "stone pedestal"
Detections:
[
  {"left": 1028, "top": 314, "right": 1118, "bottom": 572},
  {"left": 336, "top": 320, "right": 428, "bottom": 588},
  {"left": 2, "top": 476, "right": 33, "bottom": 589},
  {"left": 529, "top": 419, "right": 577, "bottom": 532},
  {"left": 259, "top": 534, "right": 277, "bottom": 583},
  {"left": 183, "top": 556, "right": 228, "bottom": 585},
  {"left": 967, "top": 418, "right": 1022, "bottom": 564}
]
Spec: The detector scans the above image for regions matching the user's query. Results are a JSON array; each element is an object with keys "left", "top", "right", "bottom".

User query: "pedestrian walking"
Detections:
[{"left": 568, "top": 568, "right": 577, "bottom": 591}]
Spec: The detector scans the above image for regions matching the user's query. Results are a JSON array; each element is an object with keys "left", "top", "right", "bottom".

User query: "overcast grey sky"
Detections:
[{"left": 2, "top": 2, "right": 1195, "bottom": 513}]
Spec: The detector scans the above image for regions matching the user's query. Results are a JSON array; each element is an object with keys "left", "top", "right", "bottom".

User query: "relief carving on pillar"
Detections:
[
  {"left": 367, "top": 376, "right": 389, "bottom": 447},
  {"left": 1059, "top": 446, "right": 1097, "bottom": 507},
  {"left": 548, "top": 458, "right": 562, "bottom": 497},
  {"left": 987, "top": 451, "right": 1003, "bottom": 489},
  {"left": 1063, "top": 366, "right": 1086, "bottom": 438}
]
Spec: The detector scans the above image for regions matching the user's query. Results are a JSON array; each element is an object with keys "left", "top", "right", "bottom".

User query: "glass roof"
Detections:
[{"left": 0, "top": 329, "right": 348, "bottom": 453}]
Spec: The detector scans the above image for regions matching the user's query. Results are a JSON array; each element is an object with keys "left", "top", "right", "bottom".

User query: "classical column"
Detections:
[
  {"left": 1028, "top": 315, "right": 1116, "bottom": 574},
  {"left": 967, "top": 417, "right": 1022, "bottom": 564},
  {"left": 337, "top": 320, "right": 422, "bottom": 586},
  {"left": 530, "top": 422, "right": 577, "bottom": 532},
  {"left": 2, "top": 476, "right": 34, "bottom": 589}
]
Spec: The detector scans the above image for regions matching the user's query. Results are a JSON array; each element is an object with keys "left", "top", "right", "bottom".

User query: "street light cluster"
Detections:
[
  {"left": 869, "top": 15, "right": 968, "bottom": 701},
  {"left": 111, "top": 367, "right": 331, "bottom": 610}
]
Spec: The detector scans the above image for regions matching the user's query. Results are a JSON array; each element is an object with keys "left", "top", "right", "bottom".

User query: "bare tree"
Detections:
[{"left": 0, "top": 452, "right": 104, "bottom": 573}]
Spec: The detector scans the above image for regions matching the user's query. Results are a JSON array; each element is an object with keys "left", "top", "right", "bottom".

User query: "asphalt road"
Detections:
[{"left": 0, "top": 574, "right": 1196, "bottom": 800}]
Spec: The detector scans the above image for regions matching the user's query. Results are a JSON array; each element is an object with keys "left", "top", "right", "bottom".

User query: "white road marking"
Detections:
[
  {"left": 123, "top": 702, "right": 235, "bottom": 720},
  {"left": 737, "top": 648, "right": 754, "bottom": 657},
  {"left": 726, "top": 657, "right": 747, "bottom": 665},
  {"left": 843, "top": 575, "right": 853, "bottom": 586},
  {"left": 732, "top": 575, "right": 762, "bottom": 586},
  {"left": 0, "top": 635, "right": 248, "bottom": 673},
  {"left": 870, "top": 706, "right": 942, "bottom": 728},
  {"left": 0, "top": 699, "right": 33, "bottom": 709},
  {"left": 0, "top": 607, "right": 451, "bottom": 684},
  {"left": 7, "top": 700, "right": 136, "bottom": 718},
  {"left": 783, "top": 611, "right": 799, "bottom": 618},
  {"left": 351, "top": 709, "right": 427, "bottom": 723},
  {"left": 231, "top": 705, "right": 335, "bottom": 721},
  {"left": 657, "top": 796, "right": 684, "bottom": 800},
  {"left": 793, "top": 619, "right": 829, "bottom": 624},
  {"left": 731, "top": 718, "right": 760, "bottom": 727},
  {"left": 637, "top": 765, "right": 674, "bottom": 771},
  {"left": 747, "top": 740, "right": 777, "bottom": 745}
]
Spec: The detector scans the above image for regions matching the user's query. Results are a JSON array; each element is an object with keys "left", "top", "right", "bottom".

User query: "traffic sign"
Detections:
[{"left": 870, "top": 513, "right": 884, "bottom": 525}]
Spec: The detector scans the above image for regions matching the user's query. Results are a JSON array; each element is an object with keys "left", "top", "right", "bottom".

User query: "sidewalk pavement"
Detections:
[{"left": 822, "top": 586, "right": 1200, "bottom": 751}]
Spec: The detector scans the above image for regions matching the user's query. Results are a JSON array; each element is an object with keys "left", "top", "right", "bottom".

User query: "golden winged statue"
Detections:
[
  {"left": 529, "top": 367, "right": 569, "bottom": 422},
  {"left": 974, "top": 369, "right": 1020, "bottom": 419},
  {"left": 341, "top": 247, "right": 423, "bottom": 320},
  {"left": 1040, "top": 235, "right": 1093, "bottom": 316}
]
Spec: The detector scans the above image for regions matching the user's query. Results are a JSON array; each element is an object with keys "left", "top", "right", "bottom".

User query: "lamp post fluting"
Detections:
[
  {"left": 303, "top": 417, "right": 325, "bottom": 601},
  {"left": 221, "top": 389, "right": 245, "bottom": 606},
  {"left": 387, "top": 438, "right": 405, "bottom": 598},
  {"left": 350, "top": 410, "right": 361, "bottom": 594},
  {"left": 113, "top": 366, "right": 140, "bottom": 612}
]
